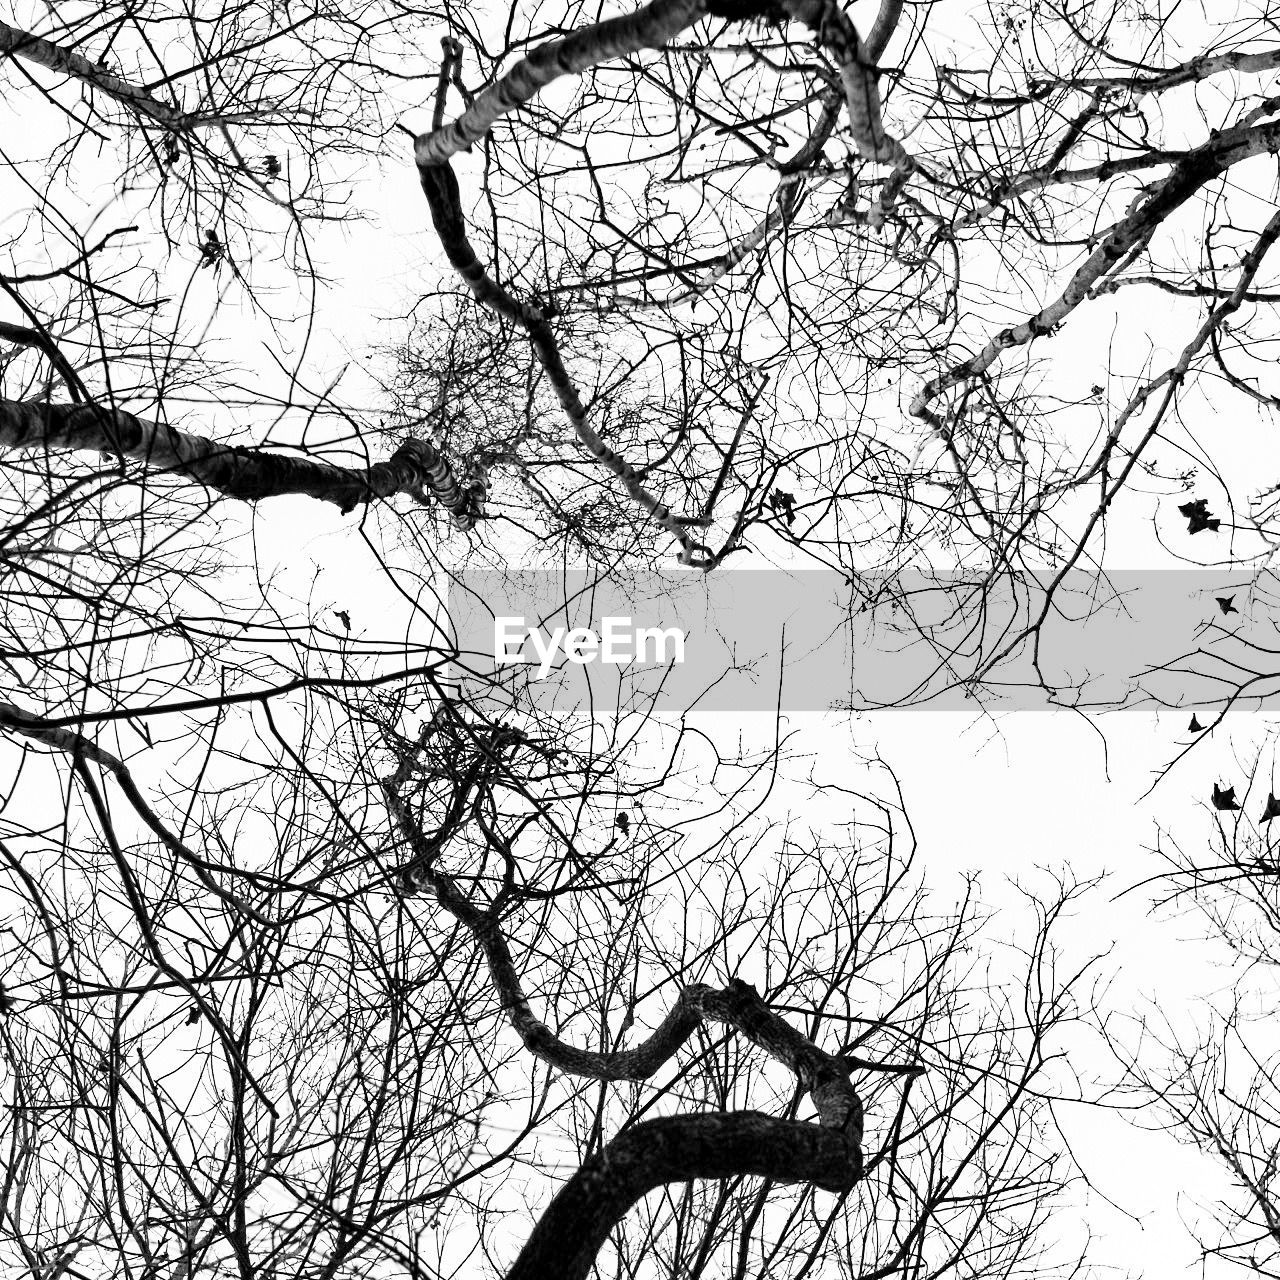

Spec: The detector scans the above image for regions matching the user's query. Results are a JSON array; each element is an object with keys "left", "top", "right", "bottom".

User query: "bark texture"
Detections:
[
  {"left": 505, "top": 1113, "right": 862, "bottom": 1280},
  {"left": 910, "top": 116, "right": 1280, "bottom": 435},
  {"left": 0, "top": 399, "right": 484, "bottom": 526},
  {"left": 0, "top": 20, "right": 280, "bottom": 130},
  {"left": 413, "top": 0, "right": 704, "bottom": 166},
  {"left": 1, "top": 20, "right": 189, "bottom": 127}
]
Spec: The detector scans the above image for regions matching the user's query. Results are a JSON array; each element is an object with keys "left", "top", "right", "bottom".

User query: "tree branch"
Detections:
[
  {"left": 0, "top": 399, "right": 484, "bottom": 525},
  {"left": 911, "top": 116, "right": 1280, "bottom": 437},
  {"left": 505, "top": 1113, "right": 861, "bottom": 1280},
  {"left": 0, "top": 20, "right": 286, "bottom": 130},
  {"left": 382, "top": 728, "right": 865, "bottom": 1123},
  {"left": 417, "top": 162, "right": 707, "bottom": 561}
]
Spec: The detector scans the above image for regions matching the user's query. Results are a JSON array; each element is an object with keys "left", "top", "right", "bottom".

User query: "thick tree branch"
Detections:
[
  {"left": 383, "top": 723, "right": 871, "bottom": 1277},
  {"left": 911, "top": 116, "right": 1280, "bottom": 437},
  {"left": 864, "top": 0, "right": 902, "bottom": 60},
  {"left": 505, "top": 1113, "right": 862, "bottom": 1280},
  {"left": 414, "top": 0, "right": 906, "bottom": 167},
  {"left": 382, "top": 729, "right": 865, "bottom": 1121},
  {"left": 0, "top": 399, "right": 484, "bottom": 525},
  {"left": 1035, "top": 46, "right": 1280, "bottom": 99},
  {"left": 412, "top": 0, "right": 911, "bottom": 561},
  {"left": 0, "top": 20, "right": 283, "bottom": 129},
  {"left": 415, "top": 0, "right": 704, "bottom": 165},
  {"left": 781, "top": 0, "right": 907, "bottom": 166},
  {"left": 0, "top": 321, "right": 85, "bottom": 399}
]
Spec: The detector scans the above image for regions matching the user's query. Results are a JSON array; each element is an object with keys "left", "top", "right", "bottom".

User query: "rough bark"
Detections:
[
  {"left": 2, "top": 21, "right": 188, "bottom": 128},
  {"left": 505, "top": 1113, "right": 862, "bottom": 1280},
  {"left": 412, "top": 0, "right": 906, "bottom": 169},
  {"left": 0, "top": 399, "right": 483, "bottom": 526}
]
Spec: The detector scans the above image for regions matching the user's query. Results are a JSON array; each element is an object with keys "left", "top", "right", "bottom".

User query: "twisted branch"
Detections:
[
  {"left": 413, "top": 0, "right": 910, "bottom": 561},
  {"left": 381, "top": 725, "right": 865, "bottom": 1121}
]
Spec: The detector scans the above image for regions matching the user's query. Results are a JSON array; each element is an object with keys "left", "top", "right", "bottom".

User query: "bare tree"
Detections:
[
  {"left": 382, "top": 704, "right": 1096, "bottom": 1279},
  {"left": 1113, "top": 769, "right": 1280, "bottom": 1276},
  {"left": 9, "top": 0, "right": 1263, "bottom": 1276},
  {"left": 397, "top": 0, "right": 1280, "bottom": 695},
  {"left": 1, "top": 682, "right": 1097, "bottom": 1277}
]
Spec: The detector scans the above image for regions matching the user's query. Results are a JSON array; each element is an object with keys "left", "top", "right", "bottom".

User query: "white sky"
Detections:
[
  {"left": 5, "top": 1, "right": 1280, "bottom": 1276},
  {"left": 168, "top": 39, "right": 1280, "bottom": 1280}
]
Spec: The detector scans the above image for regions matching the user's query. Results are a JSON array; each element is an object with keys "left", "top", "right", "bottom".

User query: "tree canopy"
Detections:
[{"left": 3, "top": 0, "right": 1280, "bottom": 1276}]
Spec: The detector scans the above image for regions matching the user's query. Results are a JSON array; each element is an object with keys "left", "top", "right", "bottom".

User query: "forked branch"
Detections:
[
  {"left": 382, "top": 722, "right": 873, "bottom": 1280},
  {"left": 910, "top": 116, "right": 1280, "bottom": 440},
  {"left": 413, "top": 0, "right": 909, "bottom": 562}
]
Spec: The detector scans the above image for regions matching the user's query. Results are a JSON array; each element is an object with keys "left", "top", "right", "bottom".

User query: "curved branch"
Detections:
[
  {"left": 414, "top": 0, "right": 704, "bottom": 166},
  {"left": 506, "top": 1113, "right": 862, "bottom": 1280},
  {"left": 0, "top": 321, "right": 85, "bottom": 400},
  {"left": 412, "top": 0, "right": 910, "bottom": 560},
  {"left": 414, "top": 0, "right": 906, "bottom": 168},
  {"left": 383, "top": 734, "right": 864, "bottom": 1130},
  {"left": 864, "top": 0, "right": 902, "bottom": 60},
  {"left": 418, "top": 163, "right": 706, "bottom": 560}
]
